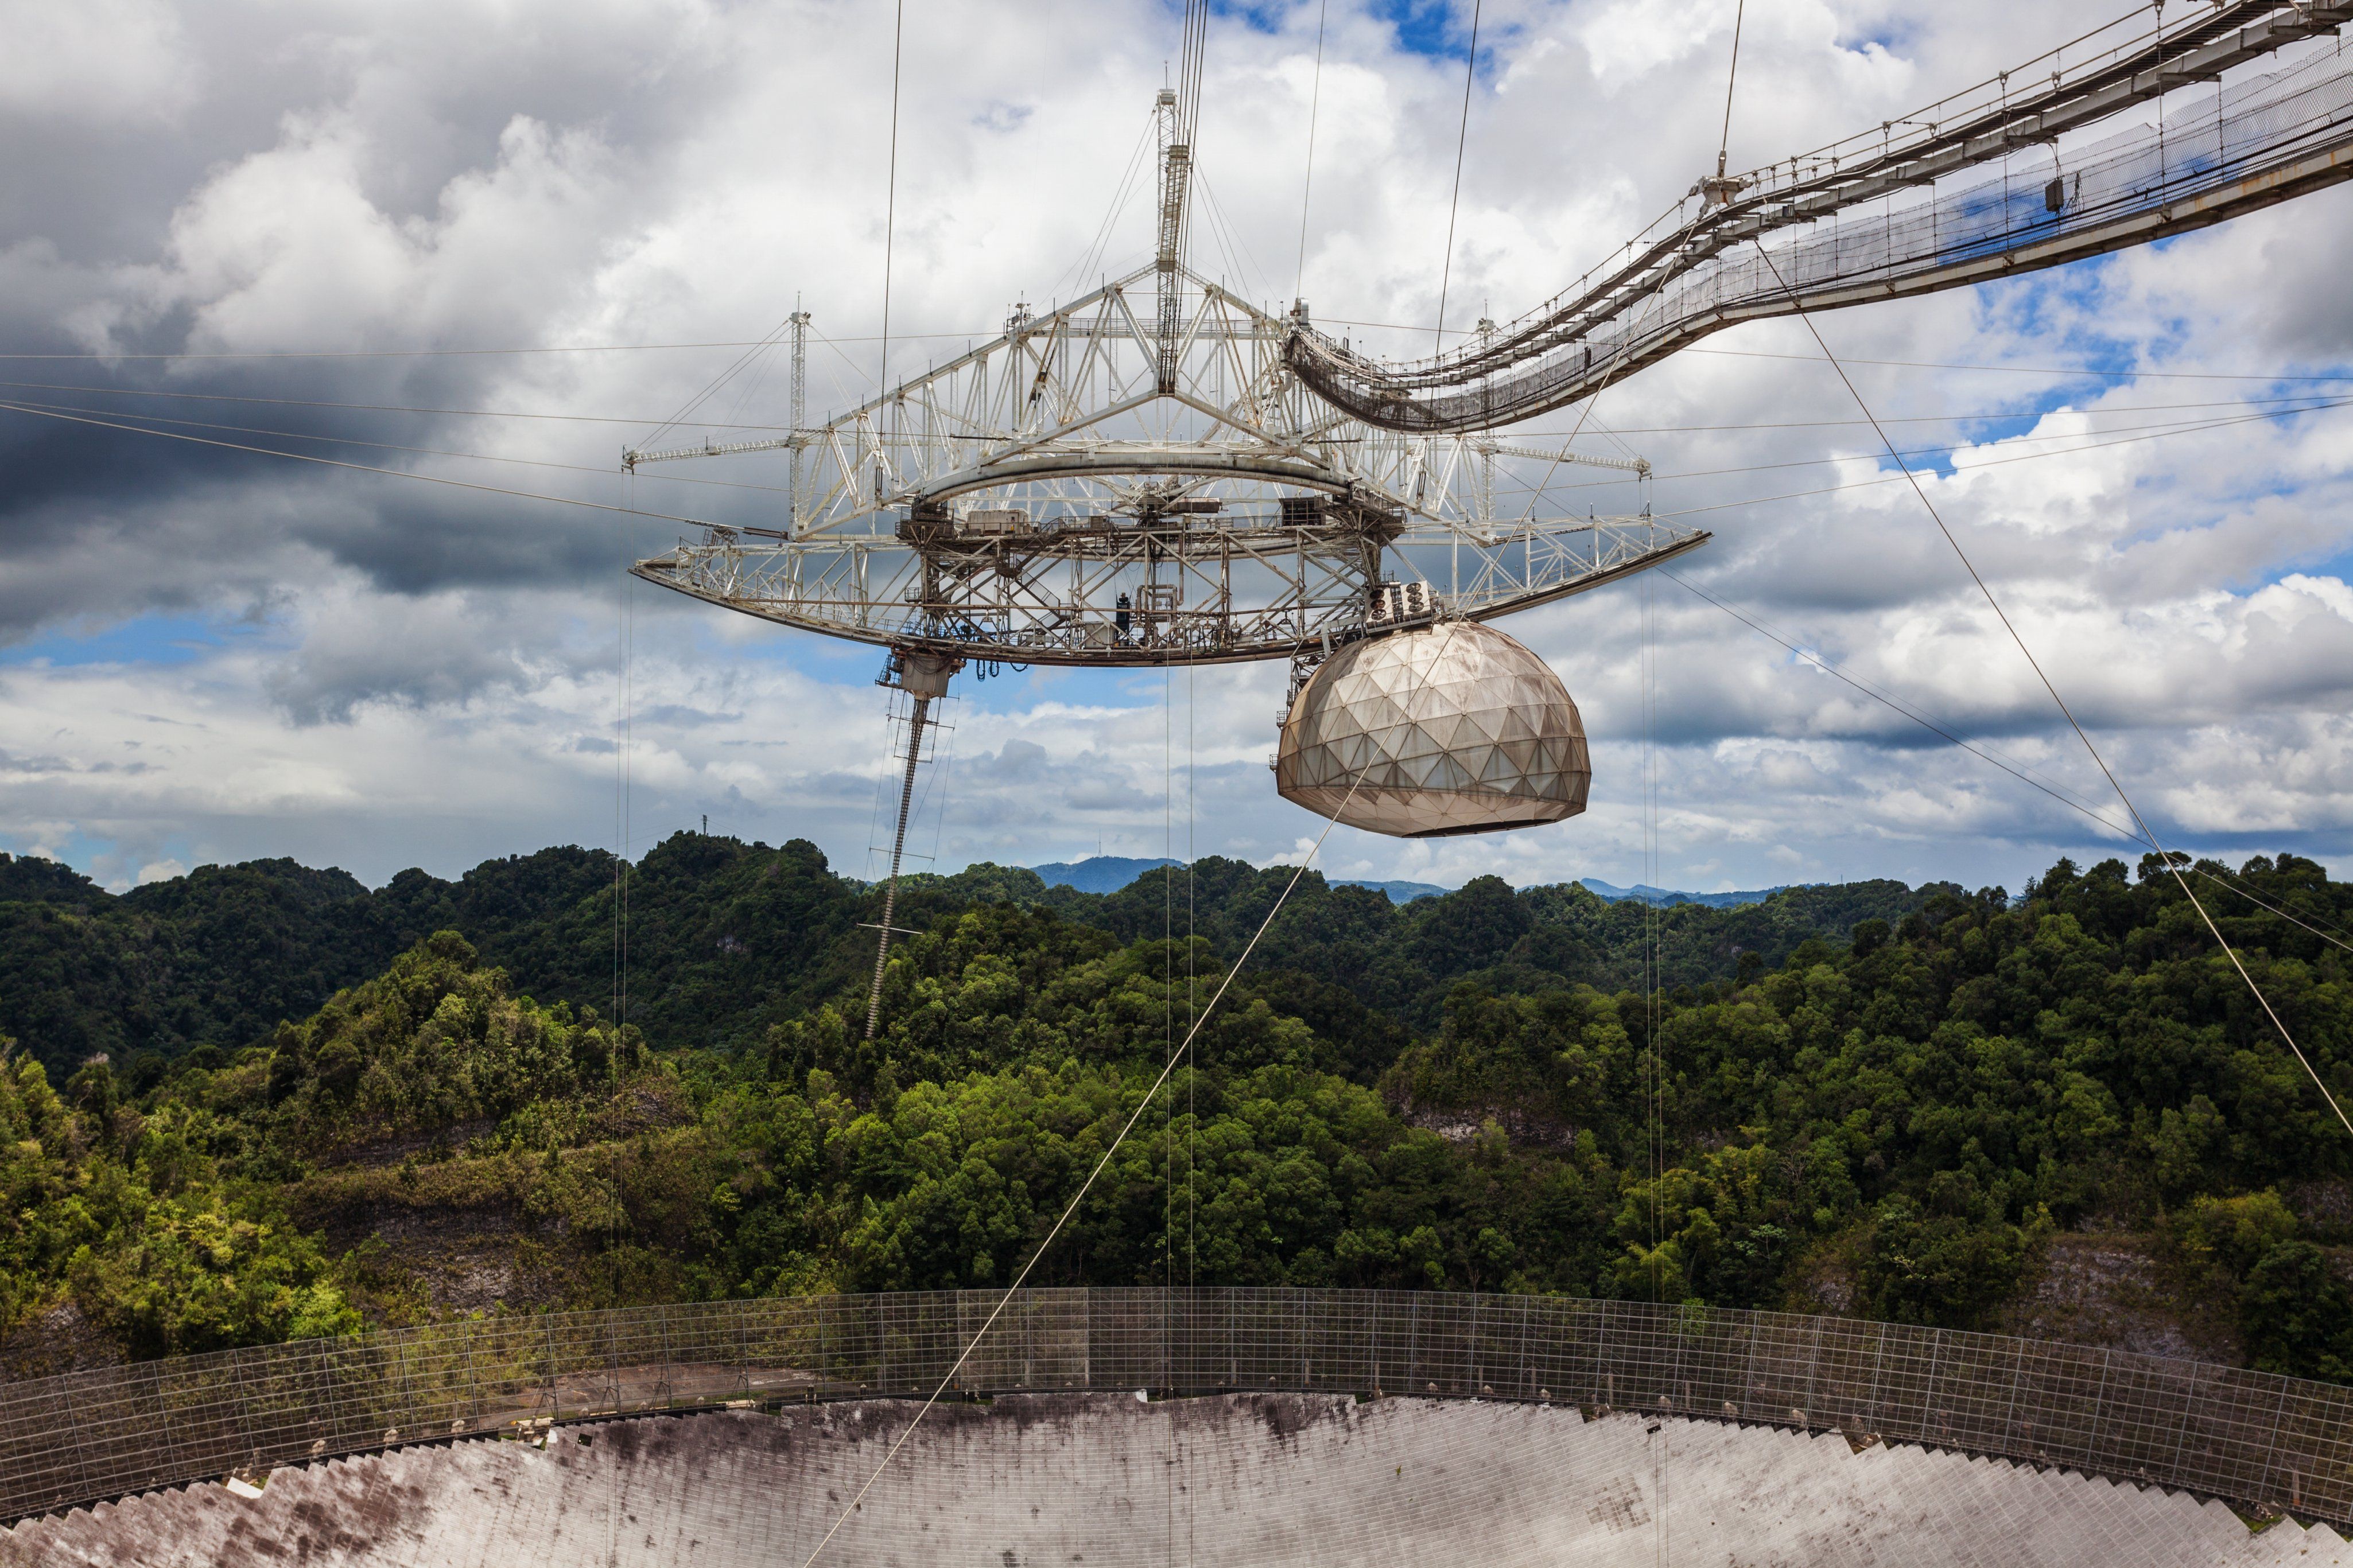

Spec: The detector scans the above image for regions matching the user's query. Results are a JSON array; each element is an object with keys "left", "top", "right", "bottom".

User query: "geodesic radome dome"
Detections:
[{"left": 1275, "top": 620, "right": 1591, "bottom": 837}]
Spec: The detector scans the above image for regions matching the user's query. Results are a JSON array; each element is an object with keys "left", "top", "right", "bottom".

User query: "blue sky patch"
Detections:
[{"left": 0, "top": 612, "right": 275, "bottom": 670}]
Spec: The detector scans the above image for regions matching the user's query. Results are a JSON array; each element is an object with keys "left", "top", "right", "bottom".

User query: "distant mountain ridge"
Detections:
[
  {"left": 1030, "top": 858, "right": 1785, "bottom": 909},
  {"left": 1578, "top": 878, "right": 1800, "bottom": 909},
  {"left": 0, "top": 836, "right": 1933, "bottom": 1079},
  {"left": 1030, "top": 857, "right": 1448, "bottom": 904},
  {"left": 1027, "top": 857, "right": 1182, "bottom": 894},
  {"left": 1333, "top": 878, "right": 1449, "bottom": 904}
]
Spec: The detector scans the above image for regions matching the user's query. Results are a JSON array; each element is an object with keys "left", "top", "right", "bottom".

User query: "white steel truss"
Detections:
[{"left": 628, "top": 260, "right": 1702, "bottom": 668}]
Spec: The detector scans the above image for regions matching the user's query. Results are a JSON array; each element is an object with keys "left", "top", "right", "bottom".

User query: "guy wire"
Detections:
[
  {"left": 1660, "top": 567, "right": 2353, "bottom": 960},
  {"left": 1642, "top": 566, "right": 1668, "bottom": 1568},
  {"left": 1294, "top": 0, "right": 1329, "bottom": 304},
  {"left": 1747, "top": 239, "right": 2353, "bottom": 1143},
  {"left": 1432, "top": 0, "right": 1484, "bottom": 353},
  {"left": 1717, "top": 0, "right": 1748, "bottom": 172},
  {"left": 788, "top": 625, "right": 1469, "bottom": 1568},
  {"left": 879, "top": 0, "right": 907, "bottom": 425},
  {"left": 1184, "top": 645, "right": 1197, "bottom": 1568},
  {"left": 1165, "top": 663, "right": 1175, "bottom": 1302}
]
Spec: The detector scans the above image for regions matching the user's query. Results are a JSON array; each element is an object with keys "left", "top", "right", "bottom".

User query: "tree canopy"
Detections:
[{"left": 1, "top": 841, "right": 2348, "bottom": 1385}]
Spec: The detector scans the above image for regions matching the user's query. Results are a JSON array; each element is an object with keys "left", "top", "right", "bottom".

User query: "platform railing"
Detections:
[{"left": 3, "top": 1289, "right": 2348, "bottom": 1527}]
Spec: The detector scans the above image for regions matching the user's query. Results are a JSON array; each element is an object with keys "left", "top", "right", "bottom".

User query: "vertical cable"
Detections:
[
  {"left": 1164, "top": 660, "right": 1175, "bottom": 1298},
  {"left": 1182, "top": 655, "right": 1198, "bottom": 1568},
  {"left": 1715, "top": 0, "right": 1747, "bottom": 172},
  {"left": 613, "top": 478, "right": 626, "bottom": 1032},
  {"left": 1185, "top": 656, "right": 1195, "bottom": 1566},
  {"left": 1292, "top": 0, "right": 1329, "bottom": 305},
  {"left": 1432, "top": 0, "right": 1484, "bottom": 352},
  {"left": 1641, "top": 569, "right": 1660, "bottom": 1305},
  {"left": 879, "top": 0, "right": 907, "bottom": 429},
  {"left": 790, "top": 630, "right": 1468, "bottom": 1568},
  {"left": 622, "top": 515, "right": 634, "bottom": 1036}
]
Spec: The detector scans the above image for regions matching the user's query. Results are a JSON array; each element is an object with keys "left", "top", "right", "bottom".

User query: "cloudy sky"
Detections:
[{"left": 2, "top": 0, "right": 2348, "bottom": 896}]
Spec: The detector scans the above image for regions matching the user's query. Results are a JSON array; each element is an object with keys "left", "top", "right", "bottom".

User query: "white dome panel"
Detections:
[{"left": 1275, "top": 620, "right": 1591, "bottom": 838}]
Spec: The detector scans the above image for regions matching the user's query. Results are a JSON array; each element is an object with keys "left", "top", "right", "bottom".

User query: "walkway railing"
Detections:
[{"left": 4, "top": 1289, "right": 2349, "bottom": 1527}]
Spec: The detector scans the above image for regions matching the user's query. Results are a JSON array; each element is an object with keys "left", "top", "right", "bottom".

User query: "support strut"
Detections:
[
  {"left": 864, "top": 692, "right": 930, "bottom": 1040},
  {"left": 863, "top": 648, "right": 961, "bottom": 1041}
]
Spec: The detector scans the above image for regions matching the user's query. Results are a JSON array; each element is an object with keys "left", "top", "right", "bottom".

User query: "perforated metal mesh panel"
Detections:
[{"left": 6, "top": 1289, "right": 2353, "bottom": 1531}]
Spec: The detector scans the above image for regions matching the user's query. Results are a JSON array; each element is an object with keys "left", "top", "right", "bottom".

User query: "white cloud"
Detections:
[
  {"left": 0, "top": 0, "right": 196, "bottom": 124},
  {"left": 0, "top": 0, "right": 2348, "bottom": 894}
]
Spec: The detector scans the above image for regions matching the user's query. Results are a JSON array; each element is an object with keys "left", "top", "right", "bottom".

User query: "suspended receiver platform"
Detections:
[{"left": 627, "top": 260, "right": 1699, "bottom": 669}]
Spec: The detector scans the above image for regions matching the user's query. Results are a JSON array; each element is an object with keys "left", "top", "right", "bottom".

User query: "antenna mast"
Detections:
[
  {"left": 1153, "top": 87, "right": 1190, "bottom": 395},
  {"left": 789, "top": 304, "right": 810, "bottom": 531}
]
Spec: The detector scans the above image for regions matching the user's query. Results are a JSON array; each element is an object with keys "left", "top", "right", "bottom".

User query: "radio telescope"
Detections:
[
  {"left": 623, "top": 3, "right": 2353, "bottom": 1023},
  {"left": 625, "top": 87, "right": 1692, "bottom": 854}
]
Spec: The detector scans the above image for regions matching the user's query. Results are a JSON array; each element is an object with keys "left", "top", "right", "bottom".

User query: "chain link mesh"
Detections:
[{"left": 4, "top": 1289, "right": 2347, "bottom": 1526}]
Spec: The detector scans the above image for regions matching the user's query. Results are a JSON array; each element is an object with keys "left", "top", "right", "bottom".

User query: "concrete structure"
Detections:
[{"left": 5, "top": 1391, "right": 2341, "bottom": 1567}]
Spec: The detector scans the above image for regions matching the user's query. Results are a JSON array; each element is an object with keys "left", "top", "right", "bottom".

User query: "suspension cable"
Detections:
[
  {"left": 879, "top": 0, "right": 907, "bottom": 410},
  {"left": 1717, "top": 0, "right": 1748, "bottom": 174},
  {"left": 1293, "top": 0, "right": 1330, "bottom": 305},
  {"left": 1748, "top": 240, "right": 2353, "bottom": 1143},
  {"left": 1663, "top": 566, "right": 2353, "bottom": 962},
  {"left": 1432, "top": 0, "right": 1484, "bottom": 352},
  {"left": 0, "top": 399, "right": 711, "bottom": 526},
  {"left": 793, "top": 624, "right": 1467, "bottom": 1568}
]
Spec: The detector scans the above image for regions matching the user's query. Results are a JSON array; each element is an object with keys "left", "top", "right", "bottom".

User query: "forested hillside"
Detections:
[
  {"left": 1, "top": 839, "right": 2348, "bottom": 1394},
  {"left": 0, "top": 840, "right": 1925, "bottom": 1080}
]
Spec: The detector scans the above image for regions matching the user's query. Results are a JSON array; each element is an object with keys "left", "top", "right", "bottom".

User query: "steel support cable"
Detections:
[
  {"left": 0, "top": 400, "right": 712, "bottom": 527},
  {"left": 7, "top": 376, "right": 2338, "bottom": 663},
  {"left": 2192, "top": 870, "right": 2353, "bottom": 955},
  {"left": 9, "top": 329, "right": 2347, "bottom": 382},
  {"left": 1375, "top": 0, "right": 2309, "bottom": 383},
  {"left": 1058, "top": 116, "right": 1162, "bottom": 297},
  {"left": 0, "top": 395, "right": 807, "bottom": 495},
  {"left": 1183, "top": 653, "right": 1195, "bottom": 1565},
  {"left": 1746, "top": 240, "right": 2353, "bottom": 1143},
  {"left": 0, "top": 330, "right": 1006, "bottom": 361},
  {"left": 879, "top": 0, "right": 907, "bottom": 415},
  {"left": 1432, "top": 0, "right": 1484, "bottom": 353},
  {"left": 1177, "top": 0, "right": 1209, "bottom": 146},
  {"left": 0, "top": 377, "right": 818, "bottom": 430},
  {"left": 863, "top": 692, "right": 929, "bottom": 1040},
  {"left": 626, "top": 8, "right": 915, "bottom": 450},
  {"left": 1716, "top": 0, "right": 1747, "bottom": 172},
  {"left": 1663, "top": 564, "right": 2353, "bottom": 963},
  {"left": 629, "top": 316, "right": 803, "bottom": 457},
  {"left": 1163, "top": 659, "right": 1175, "bottom": 1298},
  {"left": 791, "top": 624, "right": 1468, "bottom": 1568},
  {"left": 0, "top": 375, "right": 841, "bottom": 433},
  {"left": 1299, "top": 326, "right": 2353, "bottom": 384},
  {"left": 2, "top": 369, "right": 2337, "bottom": 435},
  {"left": 1188, "top": 171, "right": 1271, "bottom": 299},
  {"left": 620, "top": 102, "right": 900, "bottom": 513},
  {"left": 1642, "top": 393, "right": 2353, "bottom": 518},
  {"left": 1511, "top": 242, "right": 1693, "bottom": 527},
  {"left": 1642, "top": 565, "right": 1669, "bottom": 1568},
  {"left": 1661, "top": 568, "right": 2138, "bottom": 834},
  {"left": 1287, "top": 7, "right": 2353, "bottom": 425},
  {"left": 1610, "top": 396, "right": 2353, "bottom": 484},
  {"left": 5, "top": 386, "right": 2339, "bottom": 589},
  {"left": 1292, "top": 0, "right": 1330, "bottom": 305}
]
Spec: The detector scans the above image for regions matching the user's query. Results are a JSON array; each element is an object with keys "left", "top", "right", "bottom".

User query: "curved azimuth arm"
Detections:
[{"left": 1287, "top": 0, "right": 2353, "bottom": 433}]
